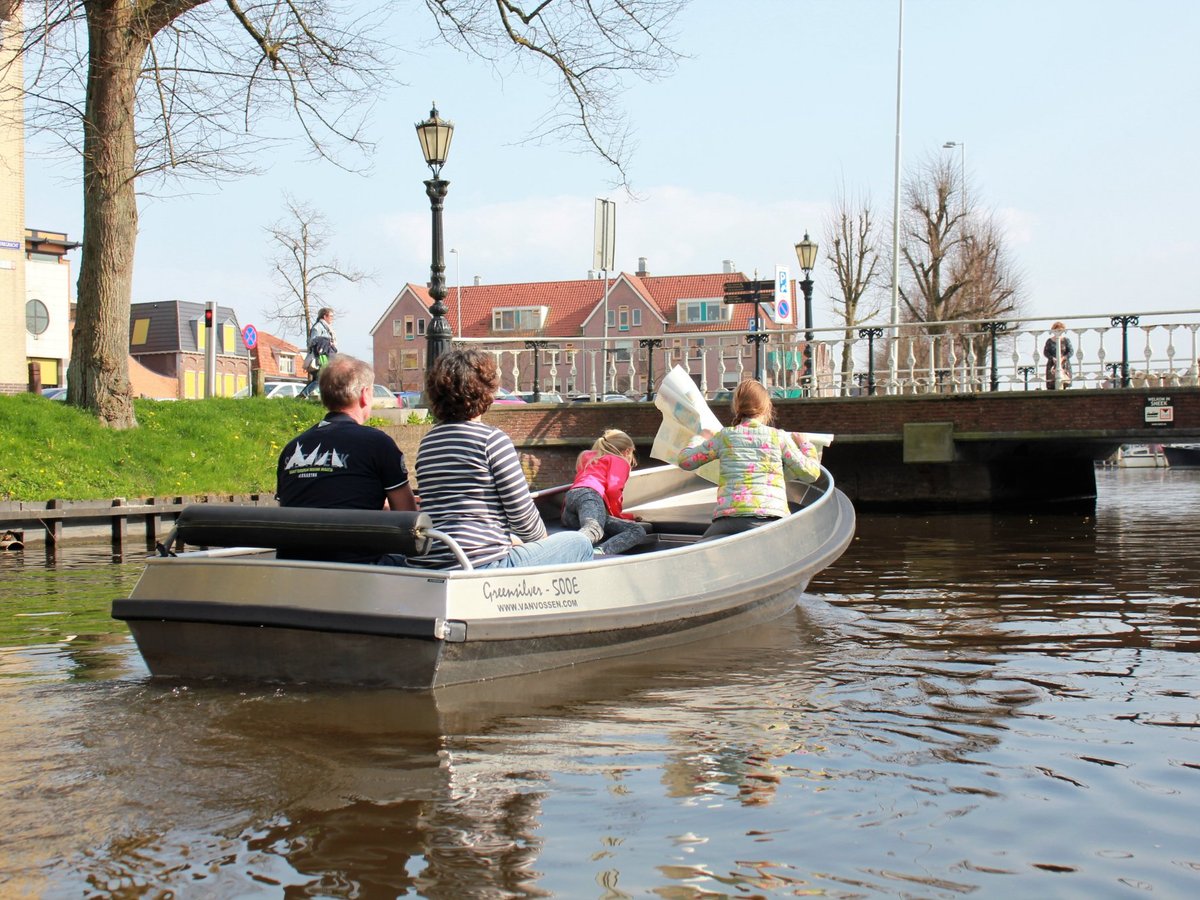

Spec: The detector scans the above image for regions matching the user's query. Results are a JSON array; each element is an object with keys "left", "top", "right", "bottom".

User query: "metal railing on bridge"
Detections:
[{"left": 452, "top": 309, "right": 1200, "bottom": 400}]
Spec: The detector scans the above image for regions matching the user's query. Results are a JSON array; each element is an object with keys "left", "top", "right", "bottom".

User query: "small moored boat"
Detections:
[
  {"left": 112, "top": 463, "right": 855, "bottom": 688},
  {"left": 1162, "top": 444, "right": 1200, "bottom": 469}
]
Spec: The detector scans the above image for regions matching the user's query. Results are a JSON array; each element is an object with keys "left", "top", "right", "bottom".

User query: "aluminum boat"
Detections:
[{"left": 112, "top": 463, "right": 855, "bottom": 688}]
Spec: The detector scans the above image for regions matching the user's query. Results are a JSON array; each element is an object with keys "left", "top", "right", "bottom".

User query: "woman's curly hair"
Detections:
[{"left": 425, "top": 348, "right": 499, "bottom": 422}]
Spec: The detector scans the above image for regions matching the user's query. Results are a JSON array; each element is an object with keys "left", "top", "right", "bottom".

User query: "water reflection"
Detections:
[{"left": 1, "top": 470, "right": 1199, "bottom": 896}]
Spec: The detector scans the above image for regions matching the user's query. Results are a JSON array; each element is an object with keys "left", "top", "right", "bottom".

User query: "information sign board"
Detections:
[{"left": 1144, "top": 396, "right": 1174, "bottom": 426}]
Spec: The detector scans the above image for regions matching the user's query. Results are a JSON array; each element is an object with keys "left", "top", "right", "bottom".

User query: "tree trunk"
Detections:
[{"left": 69, "top": 1, "right": 146, "bottom": 428}]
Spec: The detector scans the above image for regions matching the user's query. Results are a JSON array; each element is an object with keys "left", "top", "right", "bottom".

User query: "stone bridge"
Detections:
[{"left": 445, "top": 387, "right": 1199, "bottom": 509}]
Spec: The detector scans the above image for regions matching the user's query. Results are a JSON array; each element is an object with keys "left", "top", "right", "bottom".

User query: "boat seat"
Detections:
[{"left": 169, "top": 505, "right": 434, "bottom": 558}]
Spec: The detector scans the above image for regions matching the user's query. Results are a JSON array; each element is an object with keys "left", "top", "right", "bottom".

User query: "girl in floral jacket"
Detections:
[{"left": 677, "top": 380, "right": 820, "bottom": 540}]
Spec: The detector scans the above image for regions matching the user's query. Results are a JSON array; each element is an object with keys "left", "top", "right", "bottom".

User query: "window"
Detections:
[
  {"left": 401, "top": 350, "right": 420, "bottom": 369},
  {"left": 222, "top": 322, "right": 236, "bottom": 352},
  {"left": 492, "top": 306, "right": 548, "bottom": 332},
  {"left": 196, "top": 320, "right": 206, "bottom": 350},
  {"left": 614, "top": 340, "right": 633, "bottom": 362},
  {"left": 417, "top": 318, "right": 426, "bottom": 336},
  {"left": 279, "top": 355, "right": 294, "bottom": 375},
  {"left": 393, "top": 319, "right": 404, "bottom": 337},
  {"left": 404, "top": 316, "right": 415, "bottom": 340},
  {"left": 26, "top": 299, "right": 49, "bottom": 336},
  {"left": 618, "top": 306, "right": 630, "bottom": 332},
  {"left": 677, "top": 299, "right": 730, "bottom": 324},
  {"left": 632, "top": 308, "right": 642, "bottom": 327},
  {"left": 607, "top": 309, "right": 616, "bottom": 328},
  {"left": 131, "top": 317, "right": 150, "bottom": 345},
  {"left": 689, "top": 338, "right": 706, "bottom": 360}
]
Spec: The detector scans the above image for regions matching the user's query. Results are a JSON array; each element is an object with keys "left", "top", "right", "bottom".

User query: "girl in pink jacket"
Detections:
[{"left": 562, "top": 429, "right": 648, "bottom": 556}]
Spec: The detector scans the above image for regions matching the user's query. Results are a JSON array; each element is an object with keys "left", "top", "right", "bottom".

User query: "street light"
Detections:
[
  {"left": 943, "top": 140, "right": 966, "bottom": 214},
  {"left": 794, "top": 232, "right": 819, "bottom": 394},
  {"left": 449, "top": 247, "right": 462, "bottom": 339},
  {"left": 415, "top": 102, "right": 455, "bottom": 366}
]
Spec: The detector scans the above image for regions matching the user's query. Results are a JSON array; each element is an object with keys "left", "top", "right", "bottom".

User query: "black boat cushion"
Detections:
[{"left": 172, "top": 505, "right": 433, "bottom": 557}]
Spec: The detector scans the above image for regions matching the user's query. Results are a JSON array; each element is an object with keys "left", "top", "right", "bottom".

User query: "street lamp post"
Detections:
[
  {"left": 1017, "top": 365, "right": 1034, "bottom": 391},
  {"left": 795, "top": 232, "right": 819, "bottom": 395},
  {"left": 415, "top": 103, "right": 455, "bottom": 367},
  {"left": 639, "top": 338, "right": 664, "bottom": 401},
  {"left": 942, "top": 140, "right": 966, "bottom": 214},
  {"left": 524, "top": 340, "right": 548, "bottom": 401},
  {"left": 858, "top": 327, "right": 883, "bottom": 395},
  {"left": 981, "top": 321, "right": 1007, "bottom": 392},
  {"left": 1111, "top": 315, "right": 1139, "bottom": 387}
]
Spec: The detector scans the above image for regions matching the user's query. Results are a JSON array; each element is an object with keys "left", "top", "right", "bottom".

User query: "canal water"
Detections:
[{"left": 1, "top": 469, "right": 1197, "bottom": 897}]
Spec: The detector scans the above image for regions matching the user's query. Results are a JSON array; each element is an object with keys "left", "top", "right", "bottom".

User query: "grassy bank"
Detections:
[{"left": 1, "top": 394, "right": 328, "bottom": 501}]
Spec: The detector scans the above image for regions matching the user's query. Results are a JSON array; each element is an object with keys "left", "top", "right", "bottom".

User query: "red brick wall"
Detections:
[{"left": 383, "top": 388, "right": 1200, "bottom": 492}]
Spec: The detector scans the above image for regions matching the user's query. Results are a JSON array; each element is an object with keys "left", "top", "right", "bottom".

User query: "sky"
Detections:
[{"left": 23, "top": 0, "right": 1200, "bottom": 360}]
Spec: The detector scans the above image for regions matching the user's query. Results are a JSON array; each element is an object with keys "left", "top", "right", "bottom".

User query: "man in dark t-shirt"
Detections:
[{"left": 276, "top": 355, "right": 417, "bottom": 563}]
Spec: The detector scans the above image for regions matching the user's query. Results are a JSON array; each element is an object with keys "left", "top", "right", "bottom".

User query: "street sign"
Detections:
[
  {"left": 242, "top": 324, "right": 258, "bottom": 349},
  {"left": 1145, "top": 395, "right": 1174, "bottom": 426},
  {"left": 722, "top": 279, "right": 775, "bottom": 304},
  {"left": 773, "top": 265, "right": 793, "bottom": 324}
]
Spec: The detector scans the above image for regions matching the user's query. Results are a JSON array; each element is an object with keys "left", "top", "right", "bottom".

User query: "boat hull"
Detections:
[
  {"left": 115, "top": 467, "right": 856, "bottom": 688},
  {"left": 1163, "top": 444, "right": 1200, "bottom": 468}
]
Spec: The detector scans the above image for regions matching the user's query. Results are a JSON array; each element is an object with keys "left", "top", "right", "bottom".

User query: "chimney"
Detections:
[
  {"left": 587, "top": 270, "right": 596, "bottom": 280},
  {"left": 722, "top": 259, "right": 736, "bottom": 274},
  {"left": 473, "top": 275, "right": 482, "bottom": 286},
  {"left": 637, "top": 256, "right": 649, "bottom": 277}
]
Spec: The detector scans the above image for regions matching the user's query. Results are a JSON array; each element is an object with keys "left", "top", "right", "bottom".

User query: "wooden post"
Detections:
[{"left": 111, "top": 498, "right": 127, "bottom": 558}]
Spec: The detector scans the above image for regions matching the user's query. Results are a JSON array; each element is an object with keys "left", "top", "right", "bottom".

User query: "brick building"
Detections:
[{"left": 371, "top": 260, "right": 825, "bottom": 397}]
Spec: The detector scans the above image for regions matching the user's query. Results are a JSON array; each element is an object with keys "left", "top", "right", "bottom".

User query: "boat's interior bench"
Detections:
[{"left": 164, "top": 505, "right": 434, "bottom": 559}]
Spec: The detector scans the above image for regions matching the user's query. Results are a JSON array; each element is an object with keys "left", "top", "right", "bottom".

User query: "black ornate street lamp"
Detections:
[
  {"left": 639, "top": 338, "right": 664, "bottom": 401},
  {"left": 416, "top": 103, "right": 455, "bottom": 367},
  {"left": 524, "top": 340, "right": 548, "bottom": 401},
  {"left": 858, "top": 327, "right": 883, "bottom": 395},
  {"left": 1111, "top": 314, "right": 1139, "bottom": 388},
  {"left": 1105, "top": 362, "right": 1122, "bottom": 387},
  {"left": 1017, "top": 365, "right": 1034, "bottom": 391},
  {"left": 981, "top": 321, "right": 1008, "bottom": 392},
  {"left": 795, "top": 233, "right": 819, "bottom": 394}
]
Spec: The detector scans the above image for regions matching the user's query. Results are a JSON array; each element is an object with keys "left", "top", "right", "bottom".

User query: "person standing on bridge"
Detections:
[{"left": 1044, "top": 322, "right": 1073, "bottom": 390}]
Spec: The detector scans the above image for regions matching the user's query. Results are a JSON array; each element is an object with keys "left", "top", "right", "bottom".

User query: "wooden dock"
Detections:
[{"left": 0, "top": 495, "right": 276, "bottom": 559}]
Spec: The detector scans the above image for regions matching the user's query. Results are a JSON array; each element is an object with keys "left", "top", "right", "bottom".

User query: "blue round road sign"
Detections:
[{"left": 242, "top": 324, "right": 258, "bottom": 349}]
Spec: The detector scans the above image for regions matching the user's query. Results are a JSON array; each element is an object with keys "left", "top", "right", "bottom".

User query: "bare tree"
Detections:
[
  {"left": 895, "top": 154, "right": 1025, "bottom": 381},
  {"left": 823, "top": 188, "right": 882, "bottom": 394},
  {"left": 265, "top": 195, "right": 366, "bottom": 342},
  {"left": 1, "top": 0, "right": 686, "bottom": 427}
]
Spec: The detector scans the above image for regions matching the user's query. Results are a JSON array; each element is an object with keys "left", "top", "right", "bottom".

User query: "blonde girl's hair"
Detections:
[
  {"left": 731, "top": 379, "right": 773, "bottom": 426},
  {"left": 577, "top": 428, "right": 636, "bottom": 470}
]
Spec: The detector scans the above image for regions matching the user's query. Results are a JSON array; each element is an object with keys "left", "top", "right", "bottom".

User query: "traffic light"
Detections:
[{"left": 204, "top": 307, "right": 214, "bottom": 328}]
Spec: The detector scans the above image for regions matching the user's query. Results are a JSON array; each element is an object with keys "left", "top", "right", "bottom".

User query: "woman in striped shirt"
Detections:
[{"left": 409, "top": 349, "right": 594, "bottom": 570}]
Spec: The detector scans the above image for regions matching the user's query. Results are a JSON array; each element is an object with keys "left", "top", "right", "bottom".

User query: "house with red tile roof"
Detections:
[
  {"left": 370, "top": 260, "right": 825, "bottom": 397},
  {"left": 251, "top": 330, "right": 306, "bottom": 381}
]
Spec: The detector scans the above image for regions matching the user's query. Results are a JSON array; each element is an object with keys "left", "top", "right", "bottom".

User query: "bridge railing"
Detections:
[{"left": 453, "top": 309, "right": 1200, "bottom": 399}]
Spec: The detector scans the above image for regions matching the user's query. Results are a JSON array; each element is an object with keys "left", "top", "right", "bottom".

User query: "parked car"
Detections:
[
  {"left": 298, "top": 382, "right": 398, "bottom": 409},
  {"left": 513, "top": 390, "right": 564, "bottom": 403},
  {"left": 393, "top": 390, "right": 424, "bottom": 409},
  {"left": 233, "top": 380, "right": 306, "bottom": 399},
  {"left": 569, "top": 392, "right": 630, "bottom": 403},
  {"left": 493, "top": 388, "right": 527, "bottom": 405},
  {"left": 40, "top": 386, "right": 67, "bottom": 401}
]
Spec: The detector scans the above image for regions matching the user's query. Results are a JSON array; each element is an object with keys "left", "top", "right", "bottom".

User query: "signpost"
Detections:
[
  {"left": 723, "top": 279, "right": 775, "bottom": 383},
  {"left": 242, "top": 324, "right": 258, "bottom": 396},
  {"left": 772, "top": 265, "right": 792, "bottom": 325}
]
